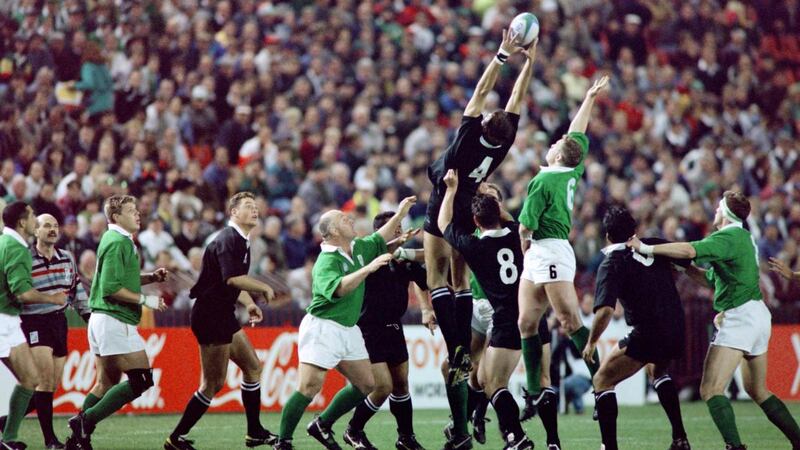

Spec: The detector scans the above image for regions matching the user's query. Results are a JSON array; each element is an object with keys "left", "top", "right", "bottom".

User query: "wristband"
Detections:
[
  {"left": 394, "top": 247, "right": 411, "bottom": 260},
  {"left": 495, "top": 49, "right": 510, "bottom": 65},
  {"left": 139, "top": 294, "right": 161, "bottom": 309},
  {"left": 638, "top": 243, "right": 654, "bottom": 256}
]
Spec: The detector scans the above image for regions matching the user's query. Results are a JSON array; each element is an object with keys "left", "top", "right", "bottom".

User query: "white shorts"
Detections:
[
  {"left": 298, "top": 314, "right": 369, "bottom": 370},
  {"left": 712, "top": 300, "right": 772, "bottom": 356},
  {"left": 0, "top": 313, "right": 26, "bottom": 358},
  {"left": 471, "top": 298, "right": 494, "bottom": 337},
  {"left": 522, "top": 239, "right": 576, "bottom": 284},
  {"left": 88, "top": 313, "right": 146, "bottom": 356}
]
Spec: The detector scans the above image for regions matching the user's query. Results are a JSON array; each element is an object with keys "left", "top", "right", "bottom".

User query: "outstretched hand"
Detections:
[
  {"left": 626, "top": 235, "right": 642, "bottom": 252},
  {"left": 499, "top": 28, "right": 520, "bottom": 55},
  {"left": 769, "top": 257, "right": 795, "bottom": 281},
  {"left": 444, "top": 169, "right": 458, "bottom": 189},
  {"left": 521, "top": 38, "right": 538, "bottom": 61},
  {"left": 587, "top": 75, "right": 610, "bottom": 98}
]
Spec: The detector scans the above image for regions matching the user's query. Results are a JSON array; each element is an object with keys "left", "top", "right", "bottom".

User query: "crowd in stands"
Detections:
[{"left": 0, "top": 0, "right": 799, "bottom": 319}]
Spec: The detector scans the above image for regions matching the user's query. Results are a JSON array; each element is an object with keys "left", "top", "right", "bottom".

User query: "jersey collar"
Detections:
[
  {"left": 479, "top": 135, "right": 502, "bottom": 149},
  {"left": 539, "top": 165, "right": 573, "bottom": 173},
  {"left": 228, "top": 220, "right": 250, "bottom": 242},
  {"left": 720, "top": 222, "right": 743, "bottom": 231},
  {"left": 108, "top": 223, "right": 133, "bottom": 240},
  {"left": 480, "top": 227, "right": 511, "bottom": 239},
  {"left": 2, "top": 227, "right": 28, "bottom": 248},
  {"left": 320, "top": 242, "right": 354, "bottom": 265},
  {"left": 601, "top": 243, "right": 627, "bottom": 255}
]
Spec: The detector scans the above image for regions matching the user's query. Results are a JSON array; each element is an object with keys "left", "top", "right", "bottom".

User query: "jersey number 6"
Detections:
[{"left": 566, "top": 178, "right": 577, "bottom": 210}]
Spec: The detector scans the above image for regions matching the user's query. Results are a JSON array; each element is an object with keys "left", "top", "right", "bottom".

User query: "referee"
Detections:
[
  {"left": 21, "top": 214, "right": 89, "bottom": 449},
  {"left": 167, "top": 192, "right": 277, "bottom": 450},
  {"left": 583, "top": 206, "right": 690, "bottom": 450}
]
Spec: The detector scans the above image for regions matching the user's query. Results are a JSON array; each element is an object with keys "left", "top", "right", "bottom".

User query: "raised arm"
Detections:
[
  {"left": 335, "top": 254, "right": 393, "bottom": 297},
  {"left": 504, "top": 40, "right": 537, "bottom": 115},
  {"left": 377, "top": 196, "right": 417, "bottom": 243},
  {"left": 464, "top": 29, "right": 519, "bottom": 117},
  {"left": 437, "top": 170, "right": 459, "bottom": 234},
  {"left": 568, "top": 75, "right": 609, "bottom": 134}
]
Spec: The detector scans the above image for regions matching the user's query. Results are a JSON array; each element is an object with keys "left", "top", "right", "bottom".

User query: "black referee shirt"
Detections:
[
  {"left": 190, "top": 225, "right": 250, "bottom": 313},
  {"left": 358, "top": 259, "right": 427, "bottom": 327},
  {"left": 594, "top": 237, "right": 687, "bottom": 332}
]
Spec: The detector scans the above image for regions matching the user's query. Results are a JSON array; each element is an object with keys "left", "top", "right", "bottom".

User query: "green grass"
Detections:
[{"left": 15, "top": 402, "right": 800, "bottom": 449}]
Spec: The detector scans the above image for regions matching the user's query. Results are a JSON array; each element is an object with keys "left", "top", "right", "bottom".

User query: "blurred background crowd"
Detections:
[{"left": 0, "top": 0, "right": 799, "bottom": 389}]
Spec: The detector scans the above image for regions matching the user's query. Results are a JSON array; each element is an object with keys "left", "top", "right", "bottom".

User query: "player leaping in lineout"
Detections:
[
  {"left": 422, "top": 30, "right": 536, "bottom": 445},
  {"left": 516, "top": 75, "right": 609, "bottom": 418}
]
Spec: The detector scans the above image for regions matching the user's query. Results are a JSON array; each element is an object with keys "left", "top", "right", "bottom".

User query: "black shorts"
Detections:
[
  {"left": 191, "top": 306, "right": 241, "bottom": 346},
  {"left": 20, "top": 310, "right": 68, "bottom": 357},
  {"left": 423, "top": 185, "right": 476, "bottom": 238},
  {"left": 620, "top": 327, "right": 684, "bottom": 365},
  {"left": 360, "top": 323, "right": 409, "bottom": 365},
  {"left": 489, "top": 310, "right": 522, "bottom": 350}
]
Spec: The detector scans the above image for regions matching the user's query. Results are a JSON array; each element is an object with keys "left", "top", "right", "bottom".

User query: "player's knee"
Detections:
[
  {"left": 126, "top": 369, "right": 154, "bottom": 396},
  {"left": 37, "top": 377, "right": 57, "bottom": 392},
  {"left": 21, "top": 372, "right": 40, "bottom": 391},
  {"left": 745, "top": 385, "right": 771, "bottom": 404},
  {"left": 699, "top": 380, "right": 725, "bottom": 401},
  {"left": 592, "top": 372, "right": 613, "bottom": 392},
  {"left": 518, "top": 315, "right": 537, "bottom": 336},
  {"left": 558, "top": 313, "right": 581, "bottom": 334}
]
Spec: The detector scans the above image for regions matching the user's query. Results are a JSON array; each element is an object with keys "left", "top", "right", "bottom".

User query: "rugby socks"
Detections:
[
  {"left": 1, "top": 385, "right": 33, "bottom": 441},
  {"left": 84, "top": 381, "right": 138, "bottom": 424},
  {"left": 454, "top": 290, "right": 473, "bottom": 348},
  {"left": 473, "top": 391, "right": 489, "bottom": 424},
  {"left": 279, "top": 391, "right": 312, "bottom": 439},
  {"left": 83, "top": 393, "right": 101, "bottom": 411},
  {"left": 596, "top": 390, "right": 618, "bottom": 450},
  {"left": 521, "top": 335, "right": 543, "bottom": 396},
  {"left": 348, "top": 396, "right": 380, "bottom": 432},
  {"left": 34, "top": 391, "right": 57, "bottom": 444},
  {"left": 569, "top": 326, "right": 599, "bottom": 375},
  {"left": 446, "top": 381, "right": 469, "bottom": 437},
  {"left": 538, "top": 387, "right": 561, "bottom": 446},
  {"left": 389, "top": 393, "right": 414, "bottom": 435},
  {"left": 706, "top": 395, "right": 742, "bottom": 447},
  {"left": 466, "top": 382, "right": 484, "bottom": 417},
  {"left": 490, "top": 388, "right": 524, "bottom": 438},
  {"left": 320, "top": 384, "right": 366, "bottom": 424},
  {"left": 759, "top": 395, "right": 800, "bottom": 447},
  {"left": 172, "top": 391, "right": 212, "bottom": 438},
  {"left": 653, "top": 375, "right": 687, "bottom": 440},
  {"left": 431, "top": 287, "right": 457, "bottom": 357},
  {"left": 241, "top": 381, "right": 265, "bottom": 435}
]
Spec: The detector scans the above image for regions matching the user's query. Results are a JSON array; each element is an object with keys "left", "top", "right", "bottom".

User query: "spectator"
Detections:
[
  {"left": 71, "top": 41, "right": 114, "bottom": 121},
  {"left": 173, "top": 214, "right": 205, "bottom": 256},
  {"left": 287, "top": 253, "right": 315, "bottom": 309},
  {"left": 282, "top": 214, "right": 309, "bottom": 270},
  {"left": 80, "top": 212, "right": 107, "bottom": 252},
  {"left": 216, "top": 104, "right": 254, "bottom": 165}
]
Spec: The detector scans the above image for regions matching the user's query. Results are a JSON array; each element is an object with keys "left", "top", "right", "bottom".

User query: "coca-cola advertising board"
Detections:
[{"left": 0, "top": 327, "right": 346, "bottom": 415}]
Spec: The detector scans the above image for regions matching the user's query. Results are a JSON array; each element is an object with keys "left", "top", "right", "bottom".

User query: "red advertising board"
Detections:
[
  {"left": 767, "top": 325, "right": 800, "bottom": 400},
  {"left": 52, "top": 327, "right": 346, "bottom": 414}
]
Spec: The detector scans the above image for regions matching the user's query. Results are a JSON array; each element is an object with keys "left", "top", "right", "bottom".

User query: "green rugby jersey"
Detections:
[
  {"left": 470, "top": 272, "right": 487, "bottom": 301},
  {"left": 0, "top": 230, "right": 33, "bottom": 316},
  {"left": 690, "top": 223, "right": 763, "bottom": 312},
  {"left": 308, "top": 232, "right": 387, "bottom": 327},
  {"left": 519, "top": 132, "right": 589, "bottom": 240},
  {"left": 89, "top": 225, "right": 143, "bottom": 325}
]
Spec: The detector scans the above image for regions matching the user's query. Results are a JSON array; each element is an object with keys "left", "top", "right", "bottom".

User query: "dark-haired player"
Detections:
[
  {"left": 166, "top": 192, "right": 278, "bottom": 450},
  {"left": 438, "top": 169, "right": 532, "bottom": 450},
  {"left": 582, "top": 206, "right": 690, "bottom": 450},
  {"left": 423, "top": 31, "right": 537, "bottom": 445},
  {"left": 629, "top": 192, "right": 800, "bottom": 450},
  {"left": 342, "top": 212, "right": 427, "bottom": 450},
  {"left": 516, "top": 76, "right": 608, "bottom": 418}
]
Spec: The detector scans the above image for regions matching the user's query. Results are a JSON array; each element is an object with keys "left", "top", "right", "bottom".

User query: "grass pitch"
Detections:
[{"left": 15, "top": 402, "right": 800, "bottom": 449}]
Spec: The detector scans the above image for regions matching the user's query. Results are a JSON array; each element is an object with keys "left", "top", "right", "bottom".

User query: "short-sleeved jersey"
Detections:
[
  {"left": 0, "top": 233, "right": 33, "bottom": 316},
  {"left": 428, "top": 114, "right": 520, "bottom": 198},
  {"left": 190, "top": 226, "right": 250, "bottom": 315},
  {"left": 89, "top": 228, "right": 142, "bottom": 325},
  {"left": 25, "top": 247, "right": 87, "bottom": 315},
  {"left": 308, "top": 232, "right": 388, "bottom": 327},
  {"left": 444, "top": 220, "right": 522, "bottom": 323},
  {"left": 594, "top": 238, "right": 687, "bottom": 332},
  {"left": 690, "top": 223, "right": 763, "bottom": 312},
  {"left": 359, "top": 259, "right": 427, "bottom": 327},
  {"left": 518, "top": 132, "right": 589, "bottom": 240}
]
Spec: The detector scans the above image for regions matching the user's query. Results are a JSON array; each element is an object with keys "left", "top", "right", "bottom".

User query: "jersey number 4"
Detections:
[
  {"left": 469, "top": 157, "right": 494, "bottom": 183},
  {"left": 497, "top": 248, "right": 519, "bottom": 284}
]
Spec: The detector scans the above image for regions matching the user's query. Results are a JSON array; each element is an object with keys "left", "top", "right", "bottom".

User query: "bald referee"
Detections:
[{"left": 167, "top": 192, "right": 277, "bottom": 450}]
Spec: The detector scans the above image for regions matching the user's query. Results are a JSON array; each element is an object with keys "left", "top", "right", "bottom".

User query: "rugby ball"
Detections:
[{"left": 509, "top": 12, "right": 539, "bottom": 47}]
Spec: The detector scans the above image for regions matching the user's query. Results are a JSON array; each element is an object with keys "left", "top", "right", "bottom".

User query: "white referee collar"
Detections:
[
  {"left": 2, "top": 227, "right": 28, "bottom": 248},
  {"left": 480, "top": 227, "right": 511, "bottom": 239},
  {"left": 228, "top": 220, "right": 250, "bottom": 242},
  {"left": 601, "top": 243, "right": 627, "bottom": 255},
  {"left": 108, "top": 223, "right": 133, "bottom": 240}
]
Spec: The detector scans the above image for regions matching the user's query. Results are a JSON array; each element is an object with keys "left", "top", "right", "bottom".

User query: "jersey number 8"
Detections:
[{"left": 497, "top": 248, "right": 519, "bottom": 284}]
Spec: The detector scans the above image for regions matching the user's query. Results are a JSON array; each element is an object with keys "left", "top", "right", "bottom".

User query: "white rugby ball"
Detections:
[{"left": 509, "top": 12, "right": 539, "bottom": 47}]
